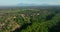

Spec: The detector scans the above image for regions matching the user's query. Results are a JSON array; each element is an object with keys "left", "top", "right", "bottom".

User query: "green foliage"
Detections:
[{"left": 0, "top": 7, "right": 60, "bottom": 32}]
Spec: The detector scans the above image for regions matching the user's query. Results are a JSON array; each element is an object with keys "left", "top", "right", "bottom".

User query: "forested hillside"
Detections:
[{"left": 0, "top": 7, "right": 60, "bottom": 32}]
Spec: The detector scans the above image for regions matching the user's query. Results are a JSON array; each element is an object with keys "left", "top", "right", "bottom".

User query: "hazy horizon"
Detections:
[{"left": 0, "top": 0, "right": 60, "bottom": 6}]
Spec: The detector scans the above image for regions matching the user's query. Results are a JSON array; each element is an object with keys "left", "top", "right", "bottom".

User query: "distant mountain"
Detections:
[
  {"left": 16, "top": 3, "right": 40, "bottom": 6},
  {"left": 0, "top": 3, "right": 60, "bottom": 8},
  {"left": 15, "top": 3, "right": 58, "bottom": 6}
]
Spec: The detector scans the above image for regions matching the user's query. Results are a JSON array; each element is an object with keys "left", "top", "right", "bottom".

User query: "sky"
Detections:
[{"left": 0, "top": 0, "right": 60, "bottom": 6}]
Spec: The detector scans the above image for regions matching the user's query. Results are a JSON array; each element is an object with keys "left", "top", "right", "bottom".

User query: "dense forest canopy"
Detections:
[{"left": 0, "top": 6, "right": 60, "bottom": 32}]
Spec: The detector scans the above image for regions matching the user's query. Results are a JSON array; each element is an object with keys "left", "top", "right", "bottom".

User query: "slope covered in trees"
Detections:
[{"left": 0, "top": 7, "right": 60, "bottom": 32}]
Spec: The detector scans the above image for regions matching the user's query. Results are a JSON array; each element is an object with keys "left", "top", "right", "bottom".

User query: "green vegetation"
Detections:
[{"left": 0, "top": 7, "right": 60, "bottom": 32}]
